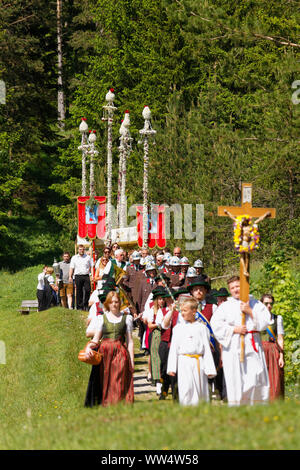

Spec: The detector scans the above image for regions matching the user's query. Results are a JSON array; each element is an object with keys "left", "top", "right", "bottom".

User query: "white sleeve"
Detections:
[
  {"left": 251, "top": 300, "right": 271, "bottom": 331},
  {"left": 126, "top": 314, "right": 133, "bottom": 334},
  {"left": 70, "top": 256, "right": 75, "bottom": 269},
  {"left": 155, "top": 309, "right": 164, "bottom": 328},
  {"left": 277, "top": 315, "right": 285, "bottom": 335},
  {"left": 167, "top": 326, "right": 179, "bottom": 374},
  {"left": 210, "top": 303, "right": 235, "bottom": 348},
  {"left": 86, "top": 315, "right": 103, "bottom": 336},
  {"left": 201, "top": 326, "right": 217, "bottom": 377},
  {"left": 143, "top": 293, "right": 153, "bottom": 313},
  {"left": 88, "top": 303, "right": 97, "bottom": 320}
]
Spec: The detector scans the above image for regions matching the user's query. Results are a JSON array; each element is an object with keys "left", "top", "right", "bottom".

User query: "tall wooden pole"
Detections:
[
  {"left": 218, "top": 183, "right": 276, "bottom": 362},
  {"left": 139, "top": 106, "right": 156, "bottom": 249},
  {"left": 102, "top": 89, "right": 117, "bottom": 245},
  {"left": 79, "top": 118, "right": 89, "bottom": 196}
]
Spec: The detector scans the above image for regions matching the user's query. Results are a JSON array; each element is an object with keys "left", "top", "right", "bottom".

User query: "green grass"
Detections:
[{"left": 0, "top": 266, "right": 299, "bottom": 450}]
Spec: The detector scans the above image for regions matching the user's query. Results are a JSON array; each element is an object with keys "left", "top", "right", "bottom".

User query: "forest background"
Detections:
[{"left": 0, "top": 1, "right": 299, "bottom": 380}]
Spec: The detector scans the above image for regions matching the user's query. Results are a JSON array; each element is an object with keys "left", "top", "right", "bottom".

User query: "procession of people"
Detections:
[{"left": 36, "top": 242, "right": 285, "bottom": 409}]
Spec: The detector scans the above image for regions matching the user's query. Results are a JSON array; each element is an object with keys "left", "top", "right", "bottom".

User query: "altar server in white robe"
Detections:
[
  {"left": 210, "top": 276, "right": 270, "bottom": 407},
  {"left": 167, "top": 297, "right": 217, "bottom": 406}
]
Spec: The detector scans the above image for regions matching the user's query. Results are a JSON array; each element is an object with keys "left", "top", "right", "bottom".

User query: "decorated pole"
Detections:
[
  {"left": 120, "top": 111, "right": 132, "bottom": 228},
  {"left": 218, "top": 183, "right": 276, "bottom": 362},
  {"left": 117, "top": 119, "right": 126, "bottom": 227},
  {"left": 138, "top": 106, "right": 156, "bottom": 249},
  {"left": 88, "top": 130, "right": 98, "bottom": 198},
  {"left": 102, "top": 88, "right": 117, "bottom": 245},
  {"left": 78, "top": 117, "right": 89, "bottom": 196}
]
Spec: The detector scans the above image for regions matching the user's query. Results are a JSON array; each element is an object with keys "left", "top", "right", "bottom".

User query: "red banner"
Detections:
[
  {"left": 77, "top": 196, "right": 106, "bottom": 240},
  {"left": 136, "top": 205, "right": 166, "bottom": 249}
]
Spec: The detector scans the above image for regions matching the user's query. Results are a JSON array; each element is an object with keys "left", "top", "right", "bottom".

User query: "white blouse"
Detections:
[{"left": 88, "top": 311, "right": 133, "bottom": 335}]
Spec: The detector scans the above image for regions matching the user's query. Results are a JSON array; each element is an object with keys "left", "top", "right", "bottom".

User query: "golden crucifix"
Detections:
[{"left": 218, "top": 183, "right": 276, "bottom": 361}]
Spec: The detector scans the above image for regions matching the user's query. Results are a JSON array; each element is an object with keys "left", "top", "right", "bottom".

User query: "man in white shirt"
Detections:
[
  {"left": 211, "top": 276, "right": 271, "bottom": 406},
  {"left": 69, "top": 244, "right": 92, "bottom": 311}
]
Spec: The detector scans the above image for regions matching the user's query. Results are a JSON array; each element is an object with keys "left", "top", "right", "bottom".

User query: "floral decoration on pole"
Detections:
[
  {"left": 118, "top": 110, "right": 133, "bottom": 229},
  {"left": 87, "top": 130, "right": 98, "bottom": 203},
  {"left": 138, "top": 106, "right": 156, "bottom": 249},
  {"left": 78, "top": 117, "right": 89, "bottom": 196},
  {"left": 102, "top": 88, "right": 117, "bottom": 244}
]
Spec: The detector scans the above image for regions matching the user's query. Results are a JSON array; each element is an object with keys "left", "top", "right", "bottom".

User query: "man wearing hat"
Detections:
[
  {"left": 155, "top": 288, "right": 179, "bottom": 400},
  {"left": 193, "top": 259, "right": 204, "bottom": 275},
  {"left": 136, "top": 262, "right": 158, "bottom": 313},
  {"left": 122, "top": 251, "right": 143, "bottom": 308},
  {"left": 136, "top": 262, "right": 158, "bottom": 352},
  {"left": 156, "top": 253, "right": 168, "bottom": 273},
  {"left": 216, "top": 287, "right": 230, "bottom": 306},
  {"left": 168, "top": 256, "right": 184, "bottom": 288},
  {"left": 179, "top": 256, "right": 189, "bottom": 286},
  {"left": 187, "top": 275, "right": 217, "bottom": 322}
]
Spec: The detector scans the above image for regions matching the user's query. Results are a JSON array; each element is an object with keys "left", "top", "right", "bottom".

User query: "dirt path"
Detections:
[{"left": 133, "top": 329, "right": 157, "bottom": 400}]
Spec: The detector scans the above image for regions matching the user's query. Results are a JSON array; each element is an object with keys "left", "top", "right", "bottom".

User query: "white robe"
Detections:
[
  {"left": 167, "top": 321, "right": 217, "bottom": 406},
  {"left": 210, "top": 296, "right": 271, "bottom": 406}
]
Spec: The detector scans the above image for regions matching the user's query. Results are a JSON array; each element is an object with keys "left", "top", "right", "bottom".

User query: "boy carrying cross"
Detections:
[{"left": 167, "top": 297, "right": 216, "bottom": 406}]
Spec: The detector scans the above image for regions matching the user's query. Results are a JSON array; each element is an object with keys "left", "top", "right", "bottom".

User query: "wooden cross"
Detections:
[{"left": 218, "top": 182, "right": 276, "bottom": 361}]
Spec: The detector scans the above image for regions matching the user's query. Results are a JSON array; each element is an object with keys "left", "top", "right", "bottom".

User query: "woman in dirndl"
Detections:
[
  {"left": 84, "top": 291, "right": 134, "bottom": 407},
  {"left": 261, "top": 294, "right": 285, "bottom": 401},
  {"left": 146, "top": 288, "right": 167, "bottom": 396}
]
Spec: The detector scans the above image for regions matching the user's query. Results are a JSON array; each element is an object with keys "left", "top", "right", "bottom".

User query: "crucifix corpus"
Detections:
[{"left": 218, "top": 183, "right": 276, "bottom": 362}]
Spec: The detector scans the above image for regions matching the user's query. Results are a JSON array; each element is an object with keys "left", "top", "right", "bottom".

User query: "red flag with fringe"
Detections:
[
  {"left": 136, "top": 205, "right": 166, "bottom": 248},
  {"left": 77, "top": 196, "right": 106, "bottom": 239}
]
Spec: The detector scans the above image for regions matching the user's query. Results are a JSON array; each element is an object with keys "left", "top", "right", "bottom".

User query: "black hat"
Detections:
[
  {"left": 216, "top": 287, "right": 230, "bottom": 297},
  {"left": 187, "top": 275, "right": 210, "bottom": 291},
  {"left": 152, "top": 286, "right": 168, "bottom": 299},
  {"left": 98, "top": 288, "right": 114, "bottom": 303},
  {"left": 172, "top": 287, "right": 190, "bottom": 299},
  {"left": 161, "top": 288, "right": 177, "bottom": 299}
]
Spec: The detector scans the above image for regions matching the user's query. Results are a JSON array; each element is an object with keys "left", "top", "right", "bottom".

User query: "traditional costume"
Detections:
[
  {"left": 84, "top": 312, "right": 134, "bottom": 407},
  {"left": 261, "top": 314, "right": 285, "bottom": 401},
  {"left": 211, "top": 296, "right": 271, "bottom": 406},
  {"left": 167, "top": 321, "right": 217, "bottom": 405}
]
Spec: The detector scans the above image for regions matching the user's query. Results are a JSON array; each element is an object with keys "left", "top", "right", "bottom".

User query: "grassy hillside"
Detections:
[{"left": 0, "top": 266, "right": 299, "bottom": 450}]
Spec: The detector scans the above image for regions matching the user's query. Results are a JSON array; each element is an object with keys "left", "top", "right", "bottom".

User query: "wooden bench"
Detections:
[{"left": 19, "top": 300, "right": 39, "bottom": 315}]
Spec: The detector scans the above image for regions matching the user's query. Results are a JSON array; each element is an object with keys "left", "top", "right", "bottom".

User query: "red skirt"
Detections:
[
  {"left": 262, "top": 341, "right": 284, "bottom": 401},
  {"left": 99, "top": 338, "right": 134, "bottom": 407}
]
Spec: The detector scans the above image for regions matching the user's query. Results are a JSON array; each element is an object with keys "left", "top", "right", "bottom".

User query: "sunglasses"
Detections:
[{"left": 263, "top": 302, "right": 273, "bottom": 306}]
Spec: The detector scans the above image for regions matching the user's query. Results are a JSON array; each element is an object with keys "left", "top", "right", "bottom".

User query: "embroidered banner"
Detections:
[
  {"left": 136, "top": 204, "right": 166, "bottom": 248},
  {"left": 77, "top": 196, "right": 106, "bottom": 239}
]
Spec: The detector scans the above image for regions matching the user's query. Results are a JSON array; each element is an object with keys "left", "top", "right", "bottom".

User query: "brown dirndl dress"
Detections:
[
  {"left": 84, "top": 313, "right": 134, "bottom": 407},
  {"left": 262, "top": 318, "right": 284, "bottom": 401}
]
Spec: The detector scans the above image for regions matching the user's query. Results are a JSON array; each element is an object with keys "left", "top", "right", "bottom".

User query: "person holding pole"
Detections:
[{"left": 210, "top": 276, "right": 271, "bottom": 406}]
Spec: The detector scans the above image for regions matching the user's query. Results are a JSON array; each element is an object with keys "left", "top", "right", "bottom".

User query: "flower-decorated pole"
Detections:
[
  {"left": 78, "top": 117, "right": 89, "bottom": 196},
  {"left": 218, "top": 183, "right": 276, "bottom": 362},
  {"left": 120, "top": 111, "right": 132, "bottom": 228},
  {"left": 117, "top": 119, "right": 126, "bottom": 227},
  {"left": 88, "top": 130, "right": 98, "bottom": 198},
  {"left": 138, "top": 106, "right": 156, "bottom": 249},
  {"left": 102, "top": 88, "right": 117, "bottom": 244}
]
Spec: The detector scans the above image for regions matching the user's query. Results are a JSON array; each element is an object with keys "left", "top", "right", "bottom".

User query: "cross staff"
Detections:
[{"left": 218, "top": 183, "right": 276, "bottom": 362}]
